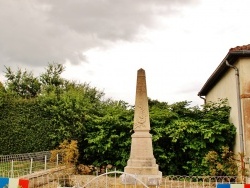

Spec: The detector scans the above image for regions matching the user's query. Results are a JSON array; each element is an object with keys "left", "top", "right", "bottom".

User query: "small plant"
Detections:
[
  {"left": 203, "top": 146, "right": 238, "bottom": 176},
  {"left": 50, "top": 140, "right": 79, "bottom": 165}
]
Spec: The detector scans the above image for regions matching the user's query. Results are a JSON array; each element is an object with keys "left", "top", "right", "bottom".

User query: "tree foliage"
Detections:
[
  {"left": 0, "top": 64, "right": 236, "bottom": 175},
  {"left": 150, "top": 99, "right": 236, "bottom": 175},
  {"left": 0, "top": 97, "right": 51, "bottom": 153},
  {"left": 203, "top": 146, "right": 238, "bottom": 176},
  {"left": 38, "top": 82, "right": 102, "bottom": 147},
  {"left": 50, "top": 140, "right": 79, "bottom": 165},
  {"left": 82, "top": 100, "right": 133, "bottom": 170},
  {"left": 40, "top": 63, "right": 65, "bottom": 97},
  {"left": 4, "top": 66, "right": 41, "bottom": 98}
]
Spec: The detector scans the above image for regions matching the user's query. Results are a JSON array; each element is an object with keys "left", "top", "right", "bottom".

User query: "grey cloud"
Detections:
[
  {"left": 0, "top": 0, "right": 198, "bottom": 73},
  {"left": 45, "top": 0, "right": 198, "bottom": 41}
]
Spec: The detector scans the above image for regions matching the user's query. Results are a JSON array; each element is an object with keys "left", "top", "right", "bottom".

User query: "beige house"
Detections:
[{"left": 198, "top": 44, "right": 250, "bottom": 161}]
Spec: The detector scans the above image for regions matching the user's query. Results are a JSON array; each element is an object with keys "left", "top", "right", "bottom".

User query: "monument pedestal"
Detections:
[
  {"left": 125, "top": 132, "right": 161, "bottom": 177},
  {"left": 121, "top": 173, "right": 162, "bottom": 186}
]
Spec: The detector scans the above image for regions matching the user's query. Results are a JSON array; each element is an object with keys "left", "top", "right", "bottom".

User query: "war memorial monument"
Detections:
[{"left": 122, "top": 68, "right": 162, "bottom": 186}]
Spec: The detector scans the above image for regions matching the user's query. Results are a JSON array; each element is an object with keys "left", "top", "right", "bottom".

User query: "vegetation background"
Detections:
[{"left": 0, "top": 63, "right": 237, "bottom": 176}]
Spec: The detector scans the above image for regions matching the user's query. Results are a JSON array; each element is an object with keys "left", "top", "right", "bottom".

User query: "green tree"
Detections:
[
  {"left": 38, "top": 82, "right": 103, "bottom": 148},
  {"left": 40, "top": 63, "right": 65, "bottom": 87},
  {"left": 40, "top": 63, "right": 65, "bottom": 97},
  {"left": 82, "top": 100, "right": 133, "bottom": 170},
  {"left": 0, "top": 81, "right": 4, "bottom": 91},
  {"left": 203, "top": 146, "right": 238, "bottom": 176},
  {"left": 4, "top": 67, "right": 41, "bottom": 98},
  {"left": 0, "top": 81, "right": 6, "bottom": 107},
  {"left": 150, "top": 99, "right": 236, "bottom": 175}
]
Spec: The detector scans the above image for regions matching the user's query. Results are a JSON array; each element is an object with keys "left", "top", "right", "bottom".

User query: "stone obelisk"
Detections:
[{"left": 124, "top": 68, "right": 162, "bottom": 185}]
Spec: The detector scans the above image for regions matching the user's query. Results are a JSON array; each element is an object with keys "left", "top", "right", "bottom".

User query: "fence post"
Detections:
[
  {"left": 114, "top": 167, "right": 117, "bottom": 187},
  {"left": 106, "top": 168, "right": 108, "bottom": 188},
  {"left": 30, "top": 158, "right": 33, "bottom": 174},
  {"left": 125, "top": 174, "right": 127, "bottom": 188},
  {"left": 11, "top": 160, "right": 14, "bottom": 178},
  {"left": 44, "top": 155, "right": 47, "bottom": 170},
  {"left": 56, "top": 153, "right": 59, "bottom": 166},
  {"left": 95, "top": 170, "right": 98, "bottom": 188}
]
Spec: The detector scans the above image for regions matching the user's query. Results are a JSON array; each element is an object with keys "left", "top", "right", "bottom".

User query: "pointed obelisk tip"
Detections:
[{"left": 137, "top": 68, "right": 145, "bottom": 76}]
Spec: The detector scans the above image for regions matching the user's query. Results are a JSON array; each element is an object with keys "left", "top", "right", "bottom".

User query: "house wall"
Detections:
[
  {"left": 205, "top": 61, "right": 241, "bottom": 154},
  {"left": 240, "top": 58, "right": 250, "bottom": 159},
  {"left": 205, "top": 57, "right": 250, "bottom": 159}
]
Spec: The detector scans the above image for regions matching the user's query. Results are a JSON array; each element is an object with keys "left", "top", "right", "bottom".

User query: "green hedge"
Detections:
[{"left": 0, "top": 96, "right": 52, "bottom": 154}]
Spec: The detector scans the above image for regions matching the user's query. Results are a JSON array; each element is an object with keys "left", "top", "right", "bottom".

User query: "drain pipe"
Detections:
[
  {"left": 225, "top": 60, "right": 244, "bottom": 155},
  {"left": 199, "top": 95, "right": 206, "bottom": 104}
]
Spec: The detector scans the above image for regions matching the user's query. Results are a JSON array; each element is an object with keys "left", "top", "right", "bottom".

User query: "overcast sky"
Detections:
[{"left": 1, "top": 0, "right": 250, "bottom": 106}]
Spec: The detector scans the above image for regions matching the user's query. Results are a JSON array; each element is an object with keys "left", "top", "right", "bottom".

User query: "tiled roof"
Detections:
[
  {"left": 198, "top": 44, "right": 250, "bottom": 96},
  {"left": 229, "top": 44, "right": 250, "bottom": 52}
]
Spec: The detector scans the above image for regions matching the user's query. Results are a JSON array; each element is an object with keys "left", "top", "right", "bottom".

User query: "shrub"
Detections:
[
  {"left": 203, "top": 146, "right": 238, "bottom": 176},
  {"left": 50, "top": 140, "right": 79, "bottom": 165}
]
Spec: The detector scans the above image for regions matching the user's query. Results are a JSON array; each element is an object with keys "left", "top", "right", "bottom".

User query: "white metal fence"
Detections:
[
  {"left": 0, "top": 151, "right": 62, "bottom": 178},
  {"left": 0, "top": 152, "right": 247, "bottom": 188},
  {"left": 23, "top": 172, "right": 243, "bottom": 188}
]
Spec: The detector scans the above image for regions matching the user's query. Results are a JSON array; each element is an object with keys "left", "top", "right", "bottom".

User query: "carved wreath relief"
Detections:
[
  {"left": 134, "top": 82, "right": 147, "bottom": 129},
  {"left": 134, "top": 104, "right": 146, "bottom": 129}
]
